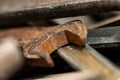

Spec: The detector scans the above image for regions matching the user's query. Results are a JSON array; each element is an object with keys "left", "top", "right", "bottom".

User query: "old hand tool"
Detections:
[
  {"left": 0, "top": 20, "right": 87, "bottom": 67},
  {"left": 0, "top": 20, "right": 120, "bottom": 79},
  {"left": 57, "top": 26, "right": 120, "bottom": 79}
]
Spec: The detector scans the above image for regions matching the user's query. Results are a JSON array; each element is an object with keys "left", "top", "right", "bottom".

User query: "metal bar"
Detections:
[
  {"left": 34, "top": 71, "right": 104, "bottom": 80},
  {"left": 88, "top": 26, "right": 120, "bottom": 48},
  {"left": 88, "top": 15, "right": 120, "bottom": 29},
  {"left": 0, "top": 0, "right": 120, "bottom": 26},
  {"left": 57, "top": 44, "right": 120, "bottom": 79}
]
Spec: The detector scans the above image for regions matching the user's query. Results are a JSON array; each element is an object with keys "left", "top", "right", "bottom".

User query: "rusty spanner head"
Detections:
[{"left": 0, "top": 20, "right": 87, "bottom": 67}]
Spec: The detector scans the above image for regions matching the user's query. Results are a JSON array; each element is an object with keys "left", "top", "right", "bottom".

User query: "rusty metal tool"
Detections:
[
  {"left": 0, "top": 19, "right": 120, "bottom": 79},
  {"left": 0, "top": 20, "right": 87, "bottom": 67},
  {"left": 57, "top": 44, "right": 120, "bottom": 79},
  {"left": 0, "top": 0, "right": 120, "bottom": 26}
]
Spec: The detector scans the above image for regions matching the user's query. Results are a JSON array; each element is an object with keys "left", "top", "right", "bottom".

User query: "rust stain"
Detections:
[{"left": 0, "top": 20, "right": 87, "bottom": 67}]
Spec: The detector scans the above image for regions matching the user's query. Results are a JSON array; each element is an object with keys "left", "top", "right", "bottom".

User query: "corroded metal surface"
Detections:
[
  {"left": 0, "top": 0, "right": 120, "bottom": 26},
  {"left": 0, "top": 20, "right": 87, "bottom": 67}
]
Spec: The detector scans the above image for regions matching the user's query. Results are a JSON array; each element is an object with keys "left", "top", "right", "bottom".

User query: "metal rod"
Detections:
[
  {"left": 88, "top": 26, "right": 120, "bottom": 48},
  {"left": 0, "top": 0, "right": 120, "bottom": 26},
  {"left": 57, "top": 44, "right": 119, "bottom": 79}
]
